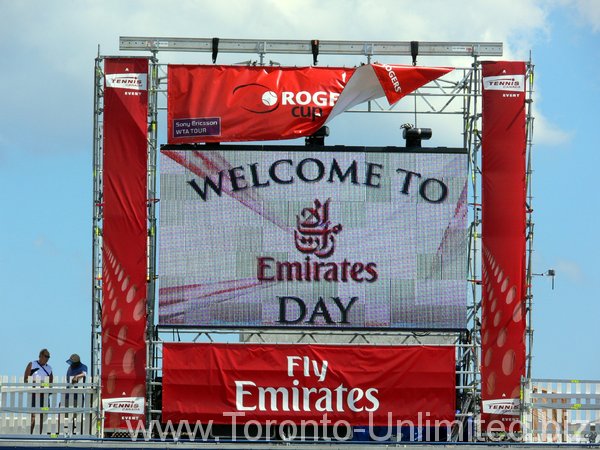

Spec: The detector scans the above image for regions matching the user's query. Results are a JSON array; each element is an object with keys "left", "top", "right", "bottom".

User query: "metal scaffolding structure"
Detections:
[{"left": 91, "top": 37, "right": 535, "bottom": 439}]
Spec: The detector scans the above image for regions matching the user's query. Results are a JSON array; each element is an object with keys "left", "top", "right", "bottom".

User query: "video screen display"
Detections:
[{"left": 158, "top": 146, "right": 468, "bottom": 329}]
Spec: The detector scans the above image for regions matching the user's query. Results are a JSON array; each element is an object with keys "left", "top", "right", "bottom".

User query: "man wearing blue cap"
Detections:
[
  {"left": 63, "top": 354, "right": 88, "bottom": 434},
  {"left": 66, "top": 354, "right": 87, "bottom": 384}
]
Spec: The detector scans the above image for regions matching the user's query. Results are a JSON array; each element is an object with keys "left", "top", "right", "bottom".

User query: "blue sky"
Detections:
[{"left": 0, "top": 0, "right": 598, "bottom": 381}]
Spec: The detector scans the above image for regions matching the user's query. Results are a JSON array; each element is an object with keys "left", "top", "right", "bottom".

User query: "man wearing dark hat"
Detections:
[
  {"left": 66, "top": 354, "right": 87, "bottom": 384},
  {"left": 63, "top": 354, "right": 88, "bottom": 434}
]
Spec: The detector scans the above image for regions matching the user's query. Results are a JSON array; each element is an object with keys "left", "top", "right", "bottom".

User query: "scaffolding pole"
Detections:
[
  {"left": 91, "top": 55, "right": 104, "bottom": 381},
  {"left": 525, "top": 60, "right": 536, "bottom": 379},
  {"left": 145, "top": 53, "right": 160, "bottom": 424}
]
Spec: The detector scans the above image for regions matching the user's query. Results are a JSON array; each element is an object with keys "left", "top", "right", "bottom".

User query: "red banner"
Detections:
[
  {"left": 162, "top": 343, "right": 456, "bottom": 425},
  {"left": 167, "top": 64, "right": 452, "bottom": 143},
  {"left": 102, "top": 58, "right": 149, "bottom": 429},
  {"left": 480, "top": 61, "right": 527, "bottom": 430}
]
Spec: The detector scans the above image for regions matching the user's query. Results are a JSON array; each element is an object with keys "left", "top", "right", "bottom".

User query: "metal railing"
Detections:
[
  {"left": 522, "top": 378, "right": 600, "bottom": 443},
  {"left": 0, "top": 376, "right": 101, "bottom": 437}
]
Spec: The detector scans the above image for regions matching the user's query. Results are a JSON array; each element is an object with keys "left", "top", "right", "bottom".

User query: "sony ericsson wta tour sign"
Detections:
[
  {"left": 162, "top": 343, "right": 456, "bottom": 424},
  {"left": 158, "top": 147, "right": 468, "bottom": 329}
]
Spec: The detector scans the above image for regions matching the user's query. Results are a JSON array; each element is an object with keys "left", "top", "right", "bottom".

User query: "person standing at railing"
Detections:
[
  {"left": 63, "top": 354, "right": 88, "bottom": 434},
  {"left": 66, "top": 354, "right": 87, "bottom": 384},
  {"left": 24, "top": 348, "right": 53, "bottom": 434}
]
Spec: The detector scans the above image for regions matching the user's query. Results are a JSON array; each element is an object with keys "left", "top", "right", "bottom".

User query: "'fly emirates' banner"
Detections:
[
  {"left": 162, "top": 343, "right": 456, "bottom": 425},
  {"left": 167, "top": 64, "right": 453, "bottom": 143}
]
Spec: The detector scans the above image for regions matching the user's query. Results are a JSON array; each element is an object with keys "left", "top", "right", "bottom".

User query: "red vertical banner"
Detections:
[
  {"left": 102, "top": 58, "right": 148, "bottom": 429},
  {"left": 480, "top": 61, "right": 527, "bottom": 431}
]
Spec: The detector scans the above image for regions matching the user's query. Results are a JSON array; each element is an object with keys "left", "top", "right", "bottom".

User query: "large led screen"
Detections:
[{"left": 158, "top": 146, "right": 468, "bottom": 329}]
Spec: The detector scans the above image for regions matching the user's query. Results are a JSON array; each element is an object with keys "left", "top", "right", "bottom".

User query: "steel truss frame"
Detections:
[{"left": 91, "top": 37, "right": 535, "bottom": 440}]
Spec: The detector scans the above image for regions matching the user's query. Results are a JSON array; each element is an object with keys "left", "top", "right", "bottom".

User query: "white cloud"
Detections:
[
  {"left": 0, "top": 0, "right": 571, "bottom": 152},
  {"left": 33, "top": 234, "right": 59, "bottom": 255},
  {"left": 1, "top": 1, "right": 558, "bottom": 76},
  {"left": 532, "top": 107, "right": 572, "bottom": 146},
  {"left": 554, "top": 258, "right": 585, "bottom": 283},
  {"left": 558, "top": 0, "right": 600, "bottom": 32}
]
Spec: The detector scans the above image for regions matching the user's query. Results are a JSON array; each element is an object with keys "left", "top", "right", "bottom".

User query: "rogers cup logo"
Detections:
[
  {"left": 483, "top": 75, "right": 525, "bottom": 92},
  {"left": 232, "top": 80, "right": 345, "bottom": 120},
  {"left": 106, "top": 73, "right": 148, "bottom": 91}
]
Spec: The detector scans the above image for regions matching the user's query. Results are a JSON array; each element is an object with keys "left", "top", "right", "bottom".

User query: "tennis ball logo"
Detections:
[
  {"left": 232, "top": 84, "right": 279, "bottom": 113},
  {"left": 261, "top": 91, "right": 278, "bottom": 107}
]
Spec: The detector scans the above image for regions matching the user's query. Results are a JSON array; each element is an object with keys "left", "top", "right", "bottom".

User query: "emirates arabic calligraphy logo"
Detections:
[{"left": 294, "top": 199, "right": 342, "bottom": 259}]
